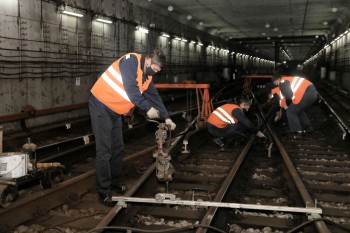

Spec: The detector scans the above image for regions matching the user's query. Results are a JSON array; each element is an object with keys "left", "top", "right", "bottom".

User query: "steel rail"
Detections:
[
  {"left": 0, "top": 170, "right": 96, "bottom": 228},
  {"left": 196, "top": 135, "right": 256, "bottom": 233},
  {"left": 268, "top": 127, "right": 331, "bottom": 233},
  {"left": 252, "top": 92, "right": 332, "bottom": 233},
  {"left": 0, "top": 103, "right": 87, "bottom": 124},
  {"left": 95, "top": 117, "right": 199, "bottom": 229},
  {"left": 317, "top": 93, "right": 349, "bottom": 139},
  {"left": 0, "top": 142, "right": 164, "bottom": 229}
]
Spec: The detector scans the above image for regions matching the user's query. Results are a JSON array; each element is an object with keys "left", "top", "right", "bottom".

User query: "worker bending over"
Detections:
[
  {"left": 89, "top": 49, "right": 176, "bottom": 206},
  {"left": 271, "top": 75, "right": 318, "bottom": 139}
]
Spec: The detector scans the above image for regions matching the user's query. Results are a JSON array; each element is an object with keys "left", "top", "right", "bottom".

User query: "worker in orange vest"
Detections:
[
  {"left": 89, "top": 50, "right": 176, "bottom": 206},
  {"left": 272, "top": 75, "right": 318, "bottom": 139},
  {"left": 268, "top": 86, "right": 287, "bottom": 123},
  {"left": 207, "top": 96, "right": 266, "bottom": 150}
]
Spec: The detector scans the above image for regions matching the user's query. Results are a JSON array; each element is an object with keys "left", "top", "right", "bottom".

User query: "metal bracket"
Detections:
[
  {"left": 117, "top": 199, "right": 127, "bottom": 208},
  {"left": 113, "top": 193, "right": 323, "bottom": 215},
  {"left": 155, "top": 193, "right": 176, "bottom": 203}
]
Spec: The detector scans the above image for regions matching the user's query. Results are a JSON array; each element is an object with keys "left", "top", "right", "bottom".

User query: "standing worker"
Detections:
[
  {"left": 271, "top": 75, "right": 318, "bottom": 138},
  {"left": 207, "top": 96, "right": 266, "bottom": 150},
  {"left": 89, "top": 49, "right": 176, "bottom": 206}
]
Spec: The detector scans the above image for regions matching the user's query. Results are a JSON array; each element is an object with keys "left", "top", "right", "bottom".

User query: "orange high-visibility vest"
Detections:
[
  {"left": 271, "top": 87, "right": 286, "bottom": 108},
  {"left": 280, "top": 76, "right": 312, "bottom": 104},
  {"left": 208, "top": 104, "right": 240, "bottom": 128},
  {"left": 91, "top": 53, "right": 152, "bottom": 115}
]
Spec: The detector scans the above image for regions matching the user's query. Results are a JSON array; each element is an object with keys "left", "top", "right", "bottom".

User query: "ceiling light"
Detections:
[
  {"left": 331, "top": 7, "right": 337, "bottom": 13},
  {"left": 168, "top": 5, "right": 174, "bottom": 12},
  {"left": 187, "top": 15, "right": 192, "bottom": 20},
  {"left": 61, "top": 10, "right": 83, "bottom": 17},
  {"left": 190, "top": 40, "right": 196, "bottom": 44},
  {"left": 161, "top": 33, "right": 170, "bottom": 38},
  {"left": 136, "top": 26, "right": 149, "bottom": 33},
  {"left": 261, "top": 32, "right": 266, "bottom": 36},
  {"left": 323, "top": 21, "right": 328, "bottom": 26},
  {"left": 265, "top": 23, "right": 270, "bottom": 28},
  {"left": 198, "top": 43, "right": 203, "bottom": 46},
  {"left": 174, "top": 37, "right": 182, "bottom": 41},
  {"left": 181, "top": 38, "right": 188, "bottom": 42},
  {"left": 199, "top": 22, "right": 204, "bottom": 26},
  {"left": 95, "top": 17, "right": 113, "bottom": 24},
  {"left": 273, "top": 28, "right": 278, "bottom": 31}
]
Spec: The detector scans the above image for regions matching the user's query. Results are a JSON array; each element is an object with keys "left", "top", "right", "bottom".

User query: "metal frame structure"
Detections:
[{"left": 154, "top": 83, "right": 213, "bottom": 126}]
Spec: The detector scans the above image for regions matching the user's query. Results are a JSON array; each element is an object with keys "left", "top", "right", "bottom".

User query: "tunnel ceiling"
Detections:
[{"left": 132, "top": 0, "right": 349, "bottom": 61}]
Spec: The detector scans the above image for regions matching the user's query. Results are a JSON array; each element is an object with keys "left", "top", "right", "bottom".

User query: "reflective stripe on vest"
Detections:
[
  {"left": 208, "top": 104, "right": 239, "bottom": 128},
  {"left": 213, "top": 107, "right": 236, "bottom": 124},
  {"left": 280, "top": 76, "right": 312, "bottom": 104},
  {"left": 271, "top": 87, "right": 286, "bottom": 108},
  {"left": 101, "top": 68, "right": 131, "bottom": 102},
  {"left": 91, "top": 53, "right": 152, "bottom": 115}
]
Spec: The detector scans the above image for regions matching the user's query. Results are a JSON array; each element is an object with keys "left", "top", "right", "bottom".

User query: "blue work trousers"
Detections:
[
  {"left": 286, "top": 85, "right": 318, "bottom": 132},
  {"left": 89, "top": 97, "right": 124, "bottom": 195}
]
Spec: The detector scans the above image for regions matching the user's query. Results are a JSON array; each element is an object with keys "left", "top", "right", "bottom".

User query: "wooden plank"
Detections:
[
  {"left": 141, "top": 206, "right": 205, "bottom": 219},
  {"left": 174, "top": 173, "right": 224, "bottom": 182},
  {"left": 302, "top": 174, "right": 349, "bottom": 183},
  {"left": 306, "top": 183, "right": 350, "bottom": 192},
  {"left": 314, "top": 193, "right": 350, "bottom": 203},
  {"left": 322, "top": 207, "right": 350, "bottom": 217},
  {"left": 0, "top": 126, "right": 2, "bottom": 153},
  {"left": 230, "top": 215, "right": 294, "bottom": 228}
]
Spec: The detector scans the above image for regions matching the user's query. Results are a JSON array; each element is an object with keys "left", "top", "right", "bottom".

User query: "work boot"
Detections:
[
  {"left": 213, "top": 138, "right": 225, "bottom": 150},
  {"left": 99, "top": 193, "right": 115, "bottom": 207},
  {"left": 112, "top": 183, "right": 128, "bottom": 194},
  {"left": 288, "top": 131, "right": 303, "bottom": 139},
  {"left": 303, "top": 127, "right": 314, "bottom": 135}
]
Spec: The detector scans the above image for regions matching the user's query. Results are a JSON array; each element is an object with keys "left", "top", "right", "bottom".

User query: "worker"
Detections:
[
  {"left": 89, "top": 49, "right": 176, "bottom": 206},
  {"left": 271, "top": 75, "right": 318, "bottom": 138},
  {"left": 268, "top": 86, "right": 287, "bottom": 123},
  {"left": 207, "top": 96, "right": 266, "bottom": 150}
]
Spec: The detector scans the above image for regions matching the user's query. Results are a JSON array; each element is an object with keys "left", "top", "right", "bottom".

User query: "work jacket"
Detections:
[
  {"left": 270, "top": 87, "right": 286, "bottom": 108},
  {"left": 91, "top": 53, "right": 152, "bottom": 115},
  {"left": 280, "top": 76, "right": 312, "bottom": 105},
  {"left": 208, "top": 104, "right": 240, "bottom": 128}
]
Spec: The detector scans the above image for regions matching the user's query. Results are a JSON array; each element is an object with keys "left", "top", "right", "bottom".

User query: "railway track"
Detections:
[{"left": 0, "top": 83, "right": 349, "bottom": 233}]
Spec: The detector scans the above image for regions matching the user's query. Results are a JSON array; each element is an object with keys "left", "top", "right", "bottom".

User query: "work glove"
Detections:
[
  {"left": 256, "top": 131, "right": 266, "bottom": 138},
  {"left": 274, "top": 110, "right": 282, "bottom": 122},
  {"left": 165, "top": 118, "right": 176, "bottom": 130},
  {"left": 147, "top": 107, "right": 160, "bottom": 119}
]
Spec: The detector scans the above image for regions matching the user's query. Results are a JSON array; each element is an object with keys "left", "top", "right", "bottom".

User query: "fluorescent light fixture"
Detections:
[
  {"left": 96, "top": 18, "right": 113, "bottom": 24},
  {"left": 161, "top": 33, "right": 170, "bottom": 38},
  {"left": 62, "top": 10, "right": 83, "bottom": 17},
  {"left": 190, "top": 40, "right": 196, "bottom": 44},
  {"left": 174, "top": 37, "right": 182, "bottom": 41},
  {"left": 197, "top": 43, "right": 203, "bottom": 46},
  {"left": 136, "top": 26, "right": 149, "bottom": 33},
  {"left": 181, "top": 38, "right": 188, "bottom": 42}
]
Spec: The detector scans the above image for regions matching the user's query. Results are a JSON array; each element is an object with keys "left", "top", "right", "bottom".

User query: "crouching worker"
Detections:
[{"left": 207, "top": 96, "right": 266, "bottom": 150}]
